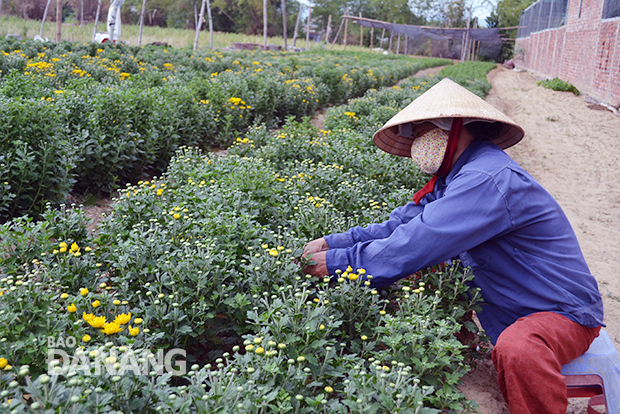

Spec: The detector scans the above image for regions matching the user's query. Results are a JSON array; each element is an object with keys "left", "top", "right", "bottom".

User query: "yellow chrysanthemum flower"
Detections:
[
  {"left": 101, "top": 322, "right": 123, "bottom": 335},
  {"left": 114, "top": 313, "right": 131, "bottom": 325},
  {"left": 91, "top": 300, "right": 101, "bottom": 308},
  {"left": 80, "top": 288, "right": 89, "bottom": 297},
  {"left": 70, "top": 242, "right": 80, "bottom": 253},
  {"left": 60, "top": 293, "right": 69, "bottom": 300},
  {"left": 0, "top": 358, "right": 7, "bottom": 369},
  {"left": 67, "top": 304, "right": 77, "bottom": 313},
  {"left": 133, "top": 318, "right": 143, "bottom": 325},
  {"left": 88, "top": 316, "right": 107, "bottom": 328},
  {"left": 82, "top": 334, "right": 91, "bottom": 343},
  {"left": 128, "top": 325, "right": 139, "bottom": 336}
]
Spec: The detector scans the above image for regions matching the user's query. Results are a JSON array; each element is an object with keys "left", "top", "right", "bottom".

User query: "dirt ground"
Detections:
[{"left": 458, "top": 66, "right": 620, "bottom": 413}]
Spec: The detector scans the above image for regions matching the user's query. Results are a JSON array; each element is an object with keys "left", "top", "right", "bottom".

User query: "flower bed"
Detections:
[
  {"left": 0, "top": 61, "right": 497, "bottom": 413},
  {"left": 0, "top": 38, "right": 451, "bottom": 220}
]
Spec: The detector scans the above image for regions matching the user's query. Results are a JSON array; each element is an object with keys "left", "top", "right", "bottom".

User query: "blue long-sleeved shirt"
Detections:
[{"left": 324, "top": 140, "right": 604, "bottom": 343}]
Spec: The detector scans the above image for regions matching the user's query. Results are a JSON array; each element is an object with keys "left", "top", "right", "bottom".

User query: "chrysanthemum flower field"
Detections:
[{"left": 0, "top": 38, "right": 497, "bottom": 413}]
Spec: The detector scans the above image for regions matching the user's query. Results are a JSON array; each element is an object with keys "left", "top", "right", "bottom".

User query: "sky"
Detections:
[{"left": 470, "top": 0, "right": 499, "bottom": 27}]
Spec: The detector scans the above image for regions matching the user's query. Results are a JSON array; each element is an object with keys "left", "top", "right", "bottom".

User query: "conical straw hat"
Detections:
[{"left": 373, "top": 77, "right": 525, "bottom": 157}]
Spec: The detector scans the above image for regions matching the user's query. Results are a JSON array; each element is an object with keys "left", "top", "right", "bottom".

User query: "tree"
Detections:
[
  {"left": 487, "top": 0, "right": 536, "bottom": 60},
  {"left": 489, "top": 0, "right": 535, "bottom": 28}
]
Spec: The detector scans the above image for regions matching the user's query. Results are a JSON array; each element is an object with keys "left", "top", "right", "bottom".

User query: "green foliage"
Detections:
[
  {"left": 537, "top": 77, "right": 580, "bottom": 96},
  {"left": 0, "top": 53, "right": 494, "bottom": 413},
  {"left": 0, "top": 40, "right": 447, "bottom": 218},
  {"left": 437, "top": 61, "right": 497, "bottom": 97},
  {"left": 0, "top": 97, "right": 76, "bottom": 220}
]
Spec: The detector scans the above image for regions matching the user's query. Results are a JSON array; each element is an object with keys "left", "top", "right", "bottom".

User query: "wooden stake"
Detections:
[
  {"left": 330, "top": 17, "right": 344, "bottom": 50},
  {"left": 263, "top": 0, "right": 267, "bottom": 49},
  {"left": 369, "top": 27, "right": 373, "bottom": 51},
  {"left": 461, "top": 16, "right": 470, "bottom": 61},
  {"left": 305, "top": 6, "right": 312, "bottom": 50},
  {"left": 292, "top": 9, "right": 301, "bottom": 47},
  {"left": 138, "top": 0, "right": 147, "bottom": 46},
  {"left": 92, "top": 0, "right": 101, "bottom": 41},
  {"left": 388, "top": 19, "right": 395, "bottom": 52},
  {"left": 325, "top": 14, "right": 332, "bottom": 44},
  {"left": 40, "top": 0, "right": 52, "bottom": 37},
  {"left": 359, "top": 13, "right": 363, "bottom": 51},
  {"left": 281, "top": 0, "right": 288, "bottom": 50},
  {"left": 193, "top": 0, "right": 206, "bottom": 51},
  {"left": 206, "top": 0, "right": 213, "bottom": 49},
  {"left": 55, "top": 0, "right": 62, "bottom": 43},
  {"left": 380, "top": 28, "right": 385, "bottom": 49},
  {"left": 343, "top": 8, "right": 349, "bottom": 48}
]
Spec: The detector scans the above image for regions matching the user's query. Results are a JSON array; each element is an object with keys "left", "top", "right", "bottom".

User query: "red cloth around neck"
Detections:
[{"left": 412, "top": 118, "right": 463, "bottom": 205}]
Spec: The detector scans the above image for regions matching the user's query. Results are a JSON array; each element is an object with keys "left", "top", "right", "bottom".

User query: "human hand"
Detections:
[
  {"left": 301, "top": 251, "right": 329, "bottom": 277},
  {"left": 302, "top": 237, "right": 329, "bottom": 260}
]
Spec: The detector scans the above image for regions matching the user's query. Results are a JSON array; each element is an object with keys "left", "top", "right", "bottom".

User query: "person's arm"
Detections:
[
  {"left": 326, "top": 170, "right": 514, "bottom": 286},
  {"left": 323, "top": 201, "right": 426, "bottom": 249}
]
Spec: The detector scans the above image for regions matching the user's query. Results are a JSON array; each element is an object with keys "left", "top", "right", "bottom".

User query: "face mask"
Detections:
[{"left": 410, "top": 128, "right": 449, "bottom": 174}]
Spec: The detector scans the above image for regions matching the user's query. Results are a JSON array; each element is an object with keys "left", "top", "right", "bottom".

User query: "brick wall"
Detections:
[{"left": 515, "top": 0, "right": 620, "bottom": 108}]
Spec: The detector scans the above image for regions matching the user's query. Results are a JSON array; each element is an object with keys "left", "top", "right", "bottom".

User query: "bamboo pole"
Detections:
[
  {"left": 292, "top": 9, "right": 301, "bottom": 47},
  {"left": 330, "top": 17, "right": 344, "bottom": 50},
  {"left": 92, "top": 0, "right": 101, "bottom": 41},
  {"left": 369, "top": 26, "right": 373, "bottom": 51},
  {"left": 359, "top": 13, "right": 363, "bottom": 50},
  {"left": 206, "top": 0, "right": 213, "bottom": 49},
  {"left": 138, "top": 0, "right": 147, "bottom": 46},
  {"left": 263, "top": 0, "right": 267, "bottom": 48},
  {"left": 281, "top": 0, "right": 288, "bottom": 50},
  {"left": 305, "top": 6, "right": 312, "bottom": 50},
  {"left": 325, "top": 14, "right": 332, "bottom": 44},
  {"left": 55, "top": 0, "right": 62, "bottom": 42},
  {"left": 388, "top": 19, "right": 395, "bottom": 52},
  {"left": 193, "top": 0, "right": 206, "bottom": 51},
  {"left": 343, "top": 8, "right": 349, "bottom": 47},
  {"left": 461, "top": 17, "right": 470, "bottom": 61},
  {"left": 40, "top": 0, "right": 52, "bottom": 37}
]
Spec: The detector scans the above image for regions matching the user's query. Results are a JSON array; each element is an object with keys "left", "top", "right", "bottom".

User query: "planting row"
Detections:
[
  {"left": 0, "top": 61, "right": 497, "bottom": 413},
  {"left": 0, "top": 38, "right": 451, "bottom": 221}
]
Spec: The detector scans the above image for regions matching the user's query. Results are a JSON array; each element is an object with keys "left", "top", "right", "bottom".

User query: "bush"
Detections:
[
  {"left": 537, "top": 77, "right": 580, "bottom": 96},
  {"left": 0, "top": 97, "right": 76, "bottom": 220}
]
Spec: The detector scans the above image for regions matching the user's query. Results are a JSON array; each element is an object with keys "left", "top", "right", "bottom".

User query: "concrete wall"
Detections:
[{"left": 515, "top": 0, "right": 620, "bottom": 107}]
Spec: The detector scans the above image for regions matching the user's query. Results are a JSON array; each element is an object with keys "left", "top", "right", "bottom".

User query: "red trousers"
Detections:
[{"left": 492, "top": 312, "right": 601, "bottom": 414}]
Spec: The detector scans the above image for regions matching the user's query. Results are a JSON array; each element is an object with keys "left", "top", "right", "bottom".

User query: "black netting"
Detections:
[
  {"left": 353, "top": 19, "right": 503, "bottom": 60},
  {"left": 517, "top": 0, "right": 569, "bottom": 38}
]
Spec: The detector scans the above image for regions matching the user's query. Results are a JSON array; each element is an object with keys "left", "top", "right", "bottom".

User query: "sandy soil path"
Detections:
[{"left": 460, "top": 65, "right": 620, "bottom": 414}]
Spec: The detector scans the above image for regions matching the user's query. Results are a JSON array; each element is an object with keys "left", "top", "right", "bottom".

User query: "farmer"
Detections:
[{"left": 302, "top": 78, "right": 604, "bottom": 414}]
